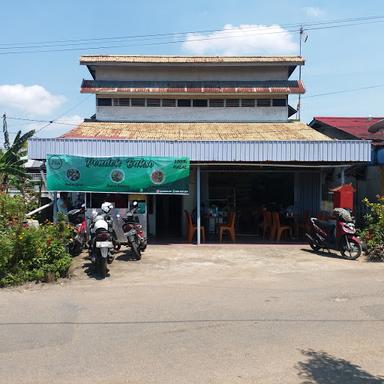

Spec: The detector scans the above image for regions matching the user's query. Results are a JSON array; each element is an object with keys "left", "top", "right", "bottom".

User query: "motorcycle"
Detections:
[
  {"left": 88, "top": 203, "right": 116, "bottom": 278},
  {"left": 305, "top": 208, "right": 362, "bottom": 260},
  {"left": 122, "top": 201, "right": 147, "bottom": 260},
  {"left": 67, "top": 205, "right": 87, "bottom": 256}
]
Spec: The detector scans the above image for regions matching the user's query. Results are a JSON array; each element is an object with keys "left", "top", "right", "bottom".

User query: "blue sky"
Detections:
[{"left": 0, "top": 0, "right": 383, "bottom": 140}]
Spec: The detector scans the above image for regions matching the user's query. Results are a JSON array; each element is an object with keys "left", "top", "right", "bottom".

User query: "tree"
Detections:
[{"left": 0, "top": 129, "right": 35, "bottom": 191}]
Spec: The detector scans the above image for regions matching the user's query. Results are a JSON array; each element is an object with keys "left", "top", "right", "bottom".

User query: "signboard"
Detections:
[{"left": 47, "top": 155, "right": 190, "bottom": 194}]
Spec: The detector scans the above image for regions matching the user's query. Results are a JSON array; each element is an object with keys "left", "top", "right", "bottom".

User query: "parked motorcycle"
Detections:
[
  {"left": 305, "top": 208, "right": 362, "bottom": 260},
  {"left": 122, "top": 201, "right": 147, "bottom": 260},
  {"left": 67, "top": 204, "right": 87, "bottom": 256},
  {"left": 88, "top": 202, "right": 115, "bottom": 278}
]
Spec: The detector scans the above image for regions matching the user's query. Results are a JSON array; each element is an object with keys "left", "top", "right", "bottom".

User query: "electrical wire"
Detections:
[
  {"left": 0, "top": 15, "right": 383, "bottom": 49},
  {"left": 0, "top": 16, "right": 384, "bottom": 55},
  {"left": 303, "top": 84, "right": 384, "bottom": 98}
]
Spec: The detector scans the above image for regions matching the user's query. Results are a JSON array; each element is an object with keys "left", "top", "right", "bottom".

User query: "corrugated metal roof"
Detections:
[
  {"left": 61, "top": 121, "right": 328, "bottom": 141},
  {"left": 28, "top": 138, "right": 371, "bottom": 162},
  {"left": 81, "top": 80, "right": 305, "bottom": 95},
  {"left": 80, "top": 55, "right": 305, "bottom": 65},
  {"left": 312, "top": 117, "right": 384, "bottom": 144}
]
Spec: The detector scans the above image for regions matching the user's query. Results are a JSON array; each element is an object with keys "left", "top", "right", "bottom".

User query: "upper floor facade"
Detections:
[{"left": 80, "top": 55, "right": 305, "bottom": 123}]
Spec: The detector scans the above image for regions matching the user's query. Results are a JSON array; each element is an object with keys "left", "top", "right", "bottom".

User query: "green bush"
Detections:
[
  {"left": 360, "top": 196, "right": 384, "bottom": 262},
  {"left": 0, "top": 194, "right": 73, "bottom": 287}
]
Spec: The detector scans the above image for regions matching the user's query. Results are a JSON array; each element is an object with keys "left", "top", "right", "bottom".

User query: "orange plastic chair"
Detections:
[
  {"left": 271, "top": 212, "right": 292, "bottom": 242},
  {"left": 219, "top": 212, "right": 236, "bottom": 243},
  {"left": 259, "top": 211, "right": 272, "bottom": 239},
  {"left": 184, "top": 210, "right": 205, "bottom": 243}
]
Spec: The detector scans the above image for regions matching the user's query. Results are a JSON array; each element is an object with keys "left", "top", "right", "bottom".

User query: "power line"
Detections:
[
  {"left": 0, "top": 16, "right": 384, "bottom": 55},
  {"left": 0, "top": 15, "right": 382, "bottom": 49},
  {"left": 304, "top": 84, "right": 384, "bottom": 98},
  {"left": 35, "top": 95, "right": 91, "bottom": 134}
]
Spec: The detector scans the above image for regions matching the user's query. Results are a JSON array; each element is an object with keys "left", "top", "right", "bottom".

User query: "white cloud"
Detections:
[
  {"left": 182, "top": 24, "right": 298, "bottom": 55},
  {"left": 0, "top": 84, "right": 65, "bottom": 116},
  {"left": 303, "top": 7, "right": 325, "bottom": 17}
]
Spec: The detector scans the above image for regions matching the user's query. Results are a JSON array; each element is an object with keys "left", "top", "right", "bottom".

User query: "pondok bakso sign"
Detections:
[{"left": 46, "top": 155, "right": 190, "bottom": 194}]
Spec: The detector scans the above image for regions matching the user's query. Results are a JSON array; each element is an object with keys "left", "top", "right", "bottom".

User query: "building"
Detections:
[
  {"left": 309, "top": 117, "right": 384, "bottom": 217},
  {"left": 28, "top": 56, "right": 371, "bottom": 242}
]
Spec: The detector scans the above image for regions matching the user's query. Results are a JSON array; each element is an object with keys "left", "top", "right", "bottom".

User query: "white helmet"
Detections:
[
  {"left": 101, "top": 202, "right": 113, "bottom": 214},
  {"left": 93, "top": 218, "right": 109, "bottom": 231}
]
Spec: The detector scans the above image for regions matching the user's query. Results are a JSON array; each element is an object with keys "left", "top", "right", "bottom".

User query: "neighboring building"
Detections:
[
  {"left": 8, "top": 160, "right": 45, "bottom": 196},
  {"left": 309, "top": 117, "right": 384, "bottom": 217},
  {"left": 28, "top": 56, "right": 371, "bottom": 241}
]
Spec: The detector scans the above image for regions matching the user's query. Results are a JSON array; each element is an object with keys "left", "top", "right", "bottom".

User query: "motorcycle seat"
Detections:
[{"left": 315, "top": 219, "right": 335, "bottom": 235}]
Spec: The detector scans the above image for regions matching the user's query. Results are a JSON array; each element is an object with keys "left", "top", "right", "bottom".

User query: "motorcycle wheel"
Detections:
[
  {"left": 131, "top": 242, "right": 142, "bottom": 260},
  {"left": 98, "top": 257, "right": 108, "bottom": 278},
  {"left": 306, "top": 234, "right": 320, "bottom": 252},
  {"left": 68, "top": 241, "right": 82, "bottom": 256},
  {"left": 340, "top": 237, "right": 362, "bottom": 260}
]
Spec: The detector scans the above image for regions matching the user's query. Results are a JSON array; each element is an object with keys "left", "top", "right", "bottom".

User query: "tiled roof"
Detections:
[
  {"left": 312, "top": 117, "right": 384, "bottom": 143},
  {"left": 80, "top": 55, "right": 304, "bottom": 65},
  {"left": 61, "top": 121, "right": 330, "bottom": 141},
  {"left": 81, "top": 80, "right": 305, "bottom": 95}
]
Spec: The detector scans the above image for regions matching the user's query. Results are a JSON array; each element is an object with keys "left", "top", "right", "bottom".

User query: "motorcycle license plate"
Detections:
[{"left": 96, "top": 241, "right": 113, "bottom": 248}]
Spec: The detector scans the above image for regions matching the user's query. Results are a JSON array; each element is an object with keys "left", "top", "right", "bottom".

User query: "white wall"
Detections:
[
  {"left": 96, "top": 106, "right": 288, "bottom": 122},
  {"left": 95, "top": 65, "right": 289, "bottom": 81}
]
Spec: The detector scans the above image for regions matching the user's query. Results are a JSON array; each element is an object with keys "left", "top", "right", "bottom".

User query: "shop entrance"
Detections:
[
  {"left": 207, "top": 171, "right": 294, "bottom": 235},
  {"left": 155, "top": 195, "right": 183, "bottom": 238}
]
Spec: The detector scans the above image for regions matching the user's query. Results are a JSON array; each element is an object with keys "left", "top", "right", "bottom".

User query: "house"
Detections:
[
  {"left": 309, "top": 117, "right": 384, "bottom": 216},
  {"left": 28, "top": 56, "right": 371, "bottom": 242}
]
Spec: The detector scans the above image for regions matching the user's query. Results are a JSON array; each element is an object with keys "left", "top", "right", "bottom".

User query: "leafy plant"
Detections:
[
  {"left": 0, "top": 129, "right": 35, "bottom": 191},
  {"left": 0, "top": 194, "right": 73, "bottom": 287},
  {"left": 360, "top": 196, "right": 384, "bottom": 261}
]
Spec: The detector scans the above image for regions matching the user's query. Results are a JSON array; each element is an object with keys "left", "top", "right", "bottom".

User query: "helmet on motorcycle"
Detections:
[{"left": 101, "top": 202, "right": 113, "bottom": 214}]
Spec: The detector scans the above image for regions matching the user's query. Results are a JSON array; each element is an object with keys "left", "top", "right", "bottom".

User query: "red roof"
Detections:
[{"left": 313, "top": 116, "right": 384, "bottom": 143}]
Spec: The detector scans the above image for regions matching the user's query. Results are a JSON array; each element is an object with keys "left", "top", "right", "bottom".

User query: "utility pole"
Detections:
[
  {"left": 2, "top": 113, "right": 10, "bottom": 149},
  {"left": 297, "top": 26, "right": 304, "bottom": 121}
]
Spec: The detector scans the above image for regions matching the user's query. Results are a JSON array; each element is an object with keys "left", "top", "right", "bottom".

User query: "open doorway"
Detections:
[
  {"left": 208, "top": 171, "right": 294, "bottom": 235},
  {"left": 155, "top": 195, "right": 183, "bottom": 239}
]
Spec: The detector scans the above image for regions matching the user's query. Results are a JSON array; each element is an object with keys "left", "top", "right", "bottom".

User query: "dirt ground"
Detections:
[{"left": 1, "top": 244, "right": 384, "bottom": 384}]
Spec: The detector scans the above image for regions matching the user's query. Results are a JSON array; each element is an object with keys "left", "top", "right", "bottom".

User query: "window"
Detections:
[
  {"left": 272, "top": 98, "right": 287, "bottom": 107},
  {"left": 241, "top": 99, "right": 255, "bottom": 107},
  {"left": 97, "top": 98, "right": 112, "bottom": 106},
  {"left": 226, "top": 99, "right": 240, "bottom": 107},
  {"left": 147, "top": 98, "right": 161, "bottom": 107},
  {"left": 193, "top": 99, "right": 208, "bottom": 107},
  {"left": 162, "top": 99, "right": 176, "bottom": 107},
  {"left": 257, "top": 99, "right": 271, "bottom": 107},
  {"left": 117, "top": 98, "right": 130, "bottom": 106},
  {"left": 177, "top": 99, "right": 191, "bottom": 107},
  {"left": 131, "top": 98, "right": 145, "bottom": 107},
  {"left": 209, "top": 99, "right": 224, "bottom": 107}
]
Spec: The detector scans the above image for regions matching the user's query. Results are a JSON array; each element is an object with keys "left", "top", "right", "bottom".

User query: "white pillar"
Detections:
[
  {"left": 196, "top": 166, "right": 201, "bottom": 245},
  {"left": 341, "top": 167, "right": 345, "bottom": 185}
]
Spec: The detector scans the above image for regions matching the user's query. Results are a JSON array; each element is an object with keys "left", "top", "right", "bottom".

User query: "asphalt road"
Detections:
[{"left": 1, "top": 244, "right": 384, "bottom": 383}]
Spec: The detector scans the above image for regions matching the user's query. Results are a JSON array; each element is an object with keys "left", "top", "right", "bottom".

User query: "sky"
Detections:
[{"left": 0, "top": 0, "right": 383, "bottom": 142}]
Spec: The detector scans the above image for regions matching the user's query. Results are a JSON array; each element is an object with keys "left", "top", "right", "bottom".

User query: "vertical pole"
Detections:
[
  {"left": 53, "top": 192, "right": 58, "bottom": 223},
  {"left": 341, "top": 167, "right": 345, "bottom": 185},
  {"left": 298, "top": 25, "right": 303, "bottom": 121},
  {"left": 196, "top": 166, "right": 201, "bottom": 245}
]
